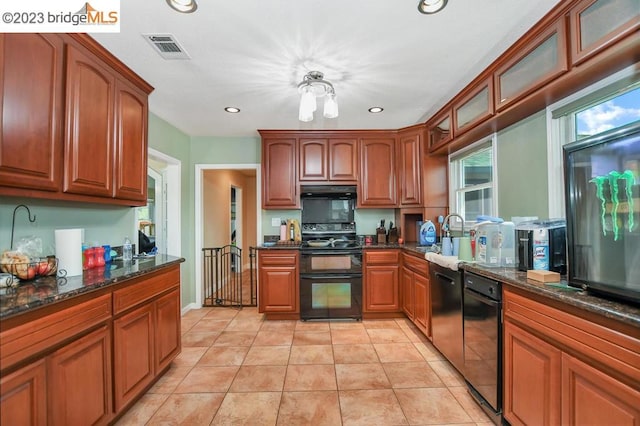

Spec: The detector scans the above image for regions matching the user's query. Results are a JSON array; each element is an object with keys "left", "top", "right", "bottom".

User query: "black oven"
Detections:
[{"left": 299, "top": 249, "right": 362, "bottom": 320}]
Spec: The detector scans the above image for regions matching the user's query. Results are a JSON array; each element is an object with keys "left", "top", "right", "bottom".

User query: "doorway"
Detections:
[{"left": 195, "top": 164, "right": 261, "bottom": 308}]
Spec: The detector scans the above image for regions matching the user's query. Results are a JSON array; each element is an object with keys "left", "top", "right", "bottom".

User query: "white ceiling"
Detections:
[{"left": 91, "top": 0, "right": 563, "bottom": 138}]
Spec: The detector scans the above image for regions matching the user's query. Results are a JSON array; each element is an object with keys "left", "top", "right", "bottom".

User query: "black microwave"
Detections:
[{"left": 301, "top": 185, "right": 356, "bottom": 224}]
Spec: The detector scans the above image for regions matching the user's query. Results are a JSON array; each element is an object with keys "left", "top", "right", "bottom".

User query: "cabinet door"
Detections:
[
  {"left": 413, "top": 273, "right": 429, "bottom": 335},
  {"left": 259, "top": 266, "right": 299, "bottom": 313},
  {"left": 562, "top": 353, "right": 640, "bottom": 425},
  {"left": 0, "top": 33, "right": 64, "bottom": 192},
  {"left": 398, "top": 132, "right": 423, "bottom": 207},
  {"left": 0, "top": 359, "right": 47, "bottom": 426},
  {"left": 503, "top": 320, "right": 561, "bottom": 426},
  {"left": 48, "top": 326, "right": 112, "bottom": 426},
  {"left": 155, "top": 289, "right": 181, "bottom": 373},
  {"left": 64, "top": 44, "right": 115, "bottom": 197},
  {"left": 299, "top": 138, "right": 328, "bottom": 181},
  {"left": 114, "top": 78, "right": 148, "bottom": 202},
  {"left": 364, "top": 265, "right": 400, "bottom": 312},
  {"left": 329, "top": 138, "right": 358, "bottom": 181},
  {"left": 113, "top": 304, "right": 154, "bottom": 412},
  {"left": 262, "top": 138, "right": 299, "bottom": 208},
  {"left": 401, "top": 267, "right": 414, "bottom": 318},
  {"left": 569, "top": 0, "right": 640, "bottom": 66},
  {"left": 359, "top": 137, "right": 397, "bottom": 207},
  {"left": 428, "top": 109, "right": 452, "bottom": 152}
]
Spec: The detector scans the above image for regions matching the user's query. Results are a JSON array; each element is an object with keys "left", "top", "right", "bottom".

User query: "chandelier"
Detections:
[{"left": 297, "top": 71, "right": 338, "bottom": 122}]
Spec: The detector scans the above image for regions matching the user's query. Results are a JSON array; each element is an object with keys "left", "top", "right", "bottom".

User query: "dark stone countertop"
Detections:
[
  {"left": 0, "top": 255, "right": 185, "bottom": 320},
  {"left": 459, "top": 263, "right": 640, "bottom": 329}
]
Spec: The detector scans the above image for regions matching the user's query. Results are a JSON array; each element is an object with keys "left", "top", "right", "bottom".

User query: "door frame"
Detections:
[
  {"left": 194, "top": 163, "right": 261, "bottom": 308},
  {"left": 148, "top": 148, "right": 181, "bottom": 257}
]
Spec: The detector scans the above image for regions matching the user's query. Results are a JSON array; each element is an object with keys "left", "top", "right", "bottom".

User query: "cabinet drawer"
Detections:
[
  {"left": 113, "top": 267, "right": 180, "bottom": 315},
  {"left": 403, "top": 254, "right": 429, "bottom": 276},
  {"left": 0, "top": 294, "right": 111, "bottom": 372},
  {"left": 259, "top": 251, "right": 298, "bottom": 266},
  {"left": 365, "top": 250, "right": 400, "bottom": 265}
]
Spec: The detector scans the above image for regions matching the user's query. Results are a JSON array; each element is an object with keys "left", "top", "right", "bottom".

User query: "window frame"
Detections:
[
  {"left": 546, "top": 64, "right": 640, "bottom": 218},
  {"left": 448, "top": 133, "right": 498, "bottom": 230}
]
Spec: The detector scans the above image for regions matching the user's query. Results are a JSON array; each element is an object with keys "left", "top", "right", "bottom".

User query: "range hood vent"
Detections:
[{"left": 143, "top": 34, "right": 190, "bottom": 60}]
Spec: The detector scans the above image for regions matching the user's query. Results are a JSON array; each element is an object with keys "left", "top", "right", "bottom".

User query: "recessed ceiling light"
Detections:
[
  {"left": 225, "top": 107, "right": 240, "bottom": 113},
  {"left": 166, "top": 0, "right": 197, "bottom": 13},
  {"left": 368, "top": 107, "right": 384, "bottom": 113},
  {"left": 418, "top": 0, "right": 448, "bottom": 14}
]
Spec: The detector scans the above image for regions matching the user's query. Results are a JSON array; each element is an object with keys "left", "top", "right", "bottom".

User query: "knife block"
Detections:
[{"left": 377, "top": 229, "right": 387, "bottom": 244}]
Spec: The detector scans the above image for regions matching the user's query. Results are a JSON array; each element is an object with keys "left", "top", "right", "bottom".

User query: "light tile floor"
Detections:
[{"left": 116, "top": 307, "right": 493, "bottom": 426}]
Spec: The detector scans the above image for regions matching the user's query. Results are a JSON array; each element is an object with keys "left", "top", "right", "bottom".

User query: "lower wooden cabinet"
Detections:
[
  {"left": 0, "top": 359, "right": 47, "bottom": 426},
  {"left": 258, "top": 250, "right": 299, "bottom": 313},
  {"left": 503, "top": 287, "right": 640, "bottom": 426},
  {"left": 0, "top": 264, "right": 182, "bottom": 425},
  {"left": 363, "top": 250, "right": 400, "bottom": 313},
  {"left": 402, "top": 253, "right": 430, "bottom": 336},
  {"left": 503, "top": 320, "right": 561, "bottom": 426},
  {"left": 48, "top": 326, "right": 113, "bottom": 425},
  {"left": 113, "top": 304, "right": 154, "bottom": 412}
]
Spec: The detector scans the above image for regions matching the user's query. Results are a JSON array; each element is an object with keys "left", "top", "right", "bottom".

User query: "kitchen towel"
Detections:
[{"left": 55, "top": 228, "right": 83, "bottom": 276}]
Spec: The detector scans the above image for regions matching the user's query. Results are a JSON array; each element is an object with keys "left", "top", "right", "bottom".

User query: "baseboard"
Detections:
[{"left": 181, "top": 302, "right": 200, "bottom": 315}]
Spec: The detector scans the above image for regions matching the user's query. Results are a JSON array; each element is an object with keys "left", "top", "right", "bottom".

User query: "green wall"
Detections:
[{"left": 496, "top": 110, "right": 549, "bottom": 221}]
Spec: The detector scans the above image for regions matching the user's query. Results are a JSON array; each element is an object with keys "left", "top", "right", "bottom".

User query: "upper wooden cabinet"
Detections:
[
  {"left": 495, "top": 21, "right": 568, "bottom": 111},
  {"left": 0, "top": 33, "right": 152, "bottom": 206},
  {"left": 359, "top": 136, "right": 397, "bottom": 208},
  {"left": 397, "top": 129, "right": 423, "bottom": 207},
  {"left": 114, "top": 79, "right": 148, "bottom": 202},
  {"left": 0, "top": 33, "right": 64, "bottom": 192},
  {"left": 453, "top": 77, "right": 494, "bottom": 133},
  {"left": 64, "top": 44, "right": 115, "bottom": 198},
  {"left": 427, "top": 109, "right": 452, "bottom": 152},
  {"left": 299, "top": 138, "right": 358, "bottom": 182},
  {"left": 261, "top": 137, "right": 299, "bottom": 209},
  {"left": 569, "top": 0, "right": 640, "bottom": 66}
]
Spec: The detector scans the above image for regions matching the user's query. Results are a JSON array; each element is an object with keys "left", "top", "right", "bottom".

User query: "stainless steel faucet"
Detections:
[{"left": 442, "top": 213, "right": 465, "bottom": 239}]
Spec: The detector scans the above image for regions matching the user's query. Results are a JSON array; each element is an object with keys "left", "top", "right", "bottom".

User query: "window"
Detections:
[
  {"left": 449, "top": 136, "right": 497, "bottom": 226},
  {"left": 547, "top": 66, "right": 640, "bottom": 217}
]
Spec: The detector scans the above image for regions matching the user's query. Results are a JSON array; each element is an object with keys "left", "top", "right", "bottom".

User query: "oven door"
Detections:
[
  {"left": 300, "top": 274, "right": 362, "bottom": 320},
  {"left": 300, "top": 250, "right": 362, "bottom": 275}
]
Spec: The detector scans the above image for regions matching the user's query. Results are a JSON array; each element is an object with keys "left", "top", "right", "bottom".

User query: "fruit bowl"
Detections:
[{"left": 0, "top": 254, "right": 58, "bottom": 281}]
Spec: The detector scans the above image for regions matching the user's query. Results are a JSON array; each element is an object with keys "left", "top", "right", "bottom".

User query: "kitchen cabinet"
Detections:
[
  {"left": 503, "top": 287, "right": 640, "bottom": 426},
  {"left": 299, "top": 139, "right": 328, "bottom": 181},
  {"left": 0, "top": 33, "right": 64, "bottom": 192},
  {"left": 402, "top": 253, "right": 430, "bottom": 336},
  {"left": 494, "top": 21, "right": 567, "bottom": 111},
  {"left": 64, "top": 43, "right": 115, "bottom": 198},
  {"left": 0, "top": 359, "right": 47, "bottom": 426},
  {"left": 113, "top": 267, "right": 181, "bottom": 411},
  {"left": 48, "top": 326, "right": 113, "bottom": 425},
  {"left": 0, "top": 33, "right": 152, "bottom": 206},
  {"left": 299, "top": 138, "right": 358, "bottom": 183},
  {"left": 258, "top": 250, "right": 299, "bottom": 314},
  {"left": 359, "top": 136, "right": 397, "bottom": 207},
  {"left": 0, "top": 263, "right": 182, "bottom": 425},
  {"left": 569, "top": 0, "right": 640, "bottom": 66},
  {"left": 397, "top": 128, "right": 423, "bottom": 207},
  {"left": 453, "top": 77, "right": 493, "bottom": 133},
  {"left": 261, "top": 137, "right": 299, "bottom": 209},
  {"left": 363, "top": 250, "right": 400, "bottom": 313},
  {"left": 64, "top": 44, "right": 149, "bottom": 202},
  {"left": 427, "top": 109, "right": 452, "bottom": 152}
]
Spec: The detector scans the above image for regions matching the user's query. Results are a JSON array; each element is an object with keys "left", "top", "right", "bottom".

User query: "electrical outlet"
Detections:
[{"left": 271, "top": 217, "right": 281, "bottom": 227}]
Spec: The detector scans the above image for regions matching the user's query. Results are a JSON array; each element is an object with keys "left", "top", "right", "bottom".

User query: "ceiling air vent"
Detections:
[{"left": 143, "top": 34, "right": 190, "bottom": 59}]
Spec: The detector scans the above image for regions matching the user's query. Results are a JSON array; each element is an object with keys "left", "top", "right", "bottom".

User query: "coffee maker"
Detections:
[{"left": 516, "top": 219, "right": 567, "bottom": 274}]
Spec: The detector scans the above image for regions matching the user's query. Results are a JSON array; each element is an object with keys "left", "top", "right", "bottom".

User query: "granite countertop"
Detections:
[
  {"left": 0, "top": 255, "right": 185, "bottom": 320},
  {"left": 459, "top": 263, "right": 640, "bottom": 328}
]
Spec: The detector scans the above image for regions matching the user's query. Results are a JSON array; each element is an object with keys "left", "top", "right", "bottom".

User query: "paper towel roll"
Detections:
[{"left": 55, "top": 228, "right": 83, "bottom": 276}]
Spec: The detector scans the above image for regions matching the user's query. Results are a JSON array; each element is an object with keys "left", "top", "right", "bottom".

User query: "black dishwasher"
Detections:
[
  {"left": 463, "top": 271, "right": 502, "bottom": 425},
  {"left": 430, "top": 263, "right": 463, "bottom": 373}
]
